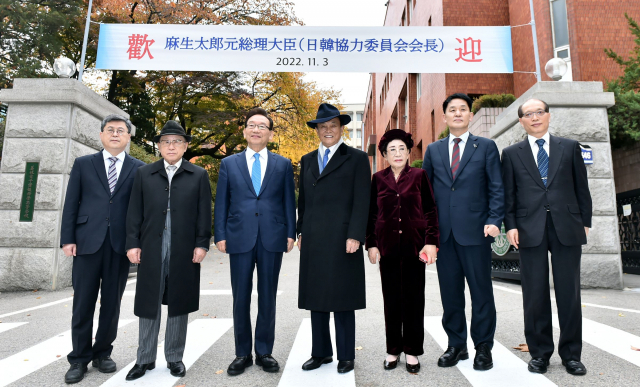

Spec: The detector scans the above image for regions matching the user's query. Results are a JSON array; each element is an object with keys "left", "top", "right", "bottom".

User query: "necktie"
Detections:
[
  {"left": 252, "top": 153, "right": 261, "bottom": 195},
  {"left": 450, "top": 138, "right": 462, "bottom": 179},
  {"left": 167, "top": 165, "right": 177, "bottom": 184},
  {"left": 107, "top": 157, "right": 117, "bottom": 194},
  {"left": 536, "top": 139, "right": 549, "bottom": 186},
  {"left": 320, "top": 148, "right": 330, "bottom": 173}
]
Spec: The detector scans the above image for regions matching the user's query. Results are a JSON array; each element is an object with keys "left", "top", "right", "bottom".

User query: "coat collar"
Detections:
[
  {"left": 436, "top": 133, "right": 479, "bottom": 182},
  {"left": 150, "top": 158, "right": 194, "bottom": 180},
  {"left": 516, "top": 139, "right": 546, "bottom": 190},
  {"left": 316, "top": 142, "right": 350, "bottom": 180},
  {"left": 381, "top": 163, "right": 411, "bottom": 189},
  {"left": 546, "top": 134, "right": 564, "bottom": 188},
  {"left": 110, "top": 153, "right": 136, "bottom": 197},
  {"left": 90, "top": 151, "right": 110, "bottom": 194}
]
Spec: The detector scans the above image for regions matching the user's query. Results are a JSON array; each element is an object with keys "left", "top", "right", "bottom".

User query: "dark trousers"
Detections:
[
  {"left": 310, "top": 310, "right": 355, "bottom": 361},
  {"left": 436, "top": 231, "right": 496, "bottom": 349},
  {"left": 229, "top": 231, "right": 283, "bottom": 357},
  {"left": 519, "top": 213, "right": 582, "bottom": 361},
  {"left": 68, "top": 229, "right": 130, "bottom": 364},
  {"left": 379, "top": 253, "right": 425, "bottom": 356}
]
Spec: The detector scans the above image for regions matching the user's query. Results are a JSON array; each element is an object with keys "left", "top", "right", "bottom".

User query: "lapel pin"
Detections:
[{"left": 473, "top": 144, "right": 478, "bottom": 148}]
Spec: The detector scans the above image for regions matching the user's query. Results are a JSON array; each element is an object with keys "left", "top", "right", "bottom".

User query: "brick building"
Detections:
[{"left": 363, "top": 0, "right": 640, "bottom": 172}]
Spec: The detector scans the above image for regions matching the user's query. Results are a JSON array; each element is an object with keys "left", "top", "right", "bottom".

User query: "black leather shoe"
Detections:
[
  {"left": 473, "top": 343, "right": 493, "bottom": 371},
  {"left": 167, "top": 361, "right": 186, "bottom": 377},
  {"left": 437, "top": 346, "right": 469, "bottom": 367},
  {"left": 302, "top": 356, "right": 333, "bottom": 370},
  {"left": 384, "top": 354, "right": 400, "bottom": 370},
  {"left": 562, "top": 359, "right": 587, "bottom": 375},
  {"left": 528, "top": 358, "right": 550, "bottom": 373},
  {"left": 337, "top": 360, "right": 354, "bottom": 373},
  {"left": 256, "top": 354, "right": 280, "bottom": 373},
  {"left": 227, "top": 355, "right": 253, "bottom": 376},
  {"left": 92, "top": 356, "right": 116, "bottom": 373},
  {"left": 64, "top": 363, "right": 88, "bottom": 384},
  {"left": 405, "top": 356, "right": 420, "bottom": 373},
  {"left": 125, "top": 362, "right": 155, "bottom": 381}
]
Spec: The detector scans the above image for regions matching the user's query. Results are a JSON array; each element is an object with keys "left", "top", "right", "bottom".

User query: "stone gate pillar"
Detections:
[
  {"left": 491, "top": 81, "right": 622, "bottom": 289},
  {"left": 0, "top": 79, "right": 135, "bottom": 291}
]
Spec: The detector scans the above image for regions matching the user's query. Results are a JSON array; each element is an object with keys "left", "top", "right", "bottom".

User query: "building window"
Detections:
[
  {"left": 356, "top": 129, "right": 362, "bottom": 139},
  {"left": 356, "top": 112, "right": 363, "bottom": 122},
  {"left": 416, "top": 73, "right": 421, "bottom": 101},
  {"left": 549, "top": 0, "right": 572, "bottom": 80},
  {"left": 406, "top": 0, "right": 411, "bottom": 25}
]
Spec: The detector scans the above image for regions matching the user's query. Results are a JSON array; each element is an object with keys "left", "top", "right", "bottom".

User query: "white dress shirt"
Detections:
[
  {"left": 448, "top": 131, "right": 470, "bottom": 165},
  {"left": 528, "top": 132, "right": 551, "bottom": 167},
  {"left": 164, "top": 158, "right": 183, "bottom": 174},
  {"left": 318, "top": 138, "right": 344, "bottom": 165},
  {"left": 246, "top": 147, "right": 268, "bottom": 185},
  {"left": 103, "top": 150, "right": 126, "bottom": 179}
]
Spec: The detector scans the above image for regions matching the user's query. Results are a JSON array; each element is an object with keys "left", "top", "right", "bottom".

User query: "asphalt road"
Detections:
[{"left": 0, "top": 247, "right": 639, "bottom": 387}]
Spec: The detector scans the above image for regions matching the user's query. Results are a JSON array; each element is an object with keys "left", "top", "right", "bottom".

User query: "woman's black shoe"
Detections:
[
  {"left": 406, "top": 356, "right": 420, "bottom": 373},
  {"left": 383, "top": 354, "right": 400, "bottom": 370}
]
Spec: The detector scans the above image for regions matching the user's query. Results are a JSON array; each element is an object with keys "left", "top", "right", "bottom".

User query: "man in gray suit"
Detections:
[{"left": 125, "top": 121, "right": 212, "bottom": 381}]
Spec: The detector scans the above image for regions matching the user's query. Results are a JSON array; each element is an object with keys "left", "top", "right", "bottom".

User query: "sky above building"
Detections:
[{"left": 290, "top": 0, "right": 388, "bottom": 105}]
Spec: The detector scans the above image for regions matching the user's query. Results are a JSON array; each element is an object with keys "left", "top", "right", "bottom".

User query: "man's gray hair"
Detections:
[{"left": 101, "top": 114, "right": 132, "bottom": 133}]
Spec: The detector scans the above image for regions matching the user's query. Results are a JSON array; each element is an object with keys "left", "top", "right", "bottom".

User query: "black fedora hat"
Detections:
[
  {"left": 306, "top": 103, "right": 352, "bottom": 129},
  {"left": 153, "top": 120, "right": 192, "bottom": 143}
]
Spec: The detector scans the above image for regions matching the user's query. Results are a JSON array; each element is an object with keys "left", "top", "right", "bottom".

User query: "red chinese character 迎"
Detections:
[
  {"left": 455, "top": 37, "right": 482, "bottom": 62},
  {"left": 127, "top": 34, "right": 155, "bottom": 60}
]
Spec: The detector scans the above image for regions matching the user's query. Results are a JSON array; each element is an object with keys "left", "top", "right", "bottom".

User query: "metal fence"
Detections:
[{"left": 617, "top": 188, "right": 640, "bottom": 275}]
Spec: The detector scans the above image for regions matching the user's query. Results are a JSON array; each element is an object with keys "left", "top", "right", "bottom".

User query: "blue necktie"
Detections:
[
  {"left": 536, "top": 139, "right": 549, "bottom": 186},
  {"left": 320, "top": 148, "right": 330, "bottom": 173},
  {"left": 251, "top": 153, "right": 261, "bottom": 195}
]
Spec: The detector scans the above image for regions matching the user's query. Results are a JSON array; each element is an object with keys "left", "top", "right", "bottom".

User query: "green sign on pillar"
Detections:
[{"left": 19, "top": 162, "right": 39, "bottom": 222}]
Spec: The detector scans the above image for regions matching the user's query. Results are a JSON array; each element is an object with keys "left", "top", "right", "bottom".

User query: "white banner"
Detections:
[{"left": 96, "top": 25, "right": 513, "bottom": 73}]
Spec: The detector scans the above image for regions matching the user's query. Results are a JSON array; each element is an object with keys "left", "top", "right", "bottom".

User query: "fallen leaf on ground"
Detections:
[
  {"left": 209, "top": 282, "right": 213, "bottom": 284},
  {"left": 36, "top": 297, "right": 41, "bottom": 299},
  {"left": 581, "top": 304, "right": 585, "bottom": 307},
  {"left": 513, "top": 343, "right": 529, "bottom": 352},
  {"left": 26, "top": 314, "right": 30, "bottom": 316},
  {"left": 619, "top": 313, "right": 625, "bottom": 317},
  {"left": 203, "top": 314, "right": 209, "bottom": 316},
  {"left": 177, "top": 385, "right": 186, "bottom": 387},
  {"left": 215, "top": 370, "right": 224, "bottom": 374},
  {"left": 355, "top": 346, "right": 363, "bottom": 350},
  {"left": 24, "top": 359, "right": 28, "bottom": 361},
  {"left": 56, "top": 355, "right": 61, "bottom": 358},
  {"left": 32, "top": 289, "right": 38, "bottom": 292},
  {"left": 631, "top": 346, "right": 640, "bottom": 351}
]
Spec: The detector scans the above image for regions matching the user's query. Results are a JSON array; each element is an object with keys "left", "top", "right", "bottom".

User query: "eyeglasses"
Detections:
[
  {"left": 159, "top": 139, "right": 186, "bottom": 146},
  {"left": 522, "top": 110, "right": 547, "bottom": 119},
  {"left": 246, "top": 124, "right": 269, "bottom": 130},
  {"left": 106, "top": 128, "right": 128, "bottom": 136}
]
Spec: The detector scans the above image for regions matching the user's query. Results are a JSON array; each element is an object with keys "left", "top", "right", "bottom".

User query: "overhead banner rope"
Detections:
[{"left": 96, "top": 25, "right": 513, "bottom": 73}]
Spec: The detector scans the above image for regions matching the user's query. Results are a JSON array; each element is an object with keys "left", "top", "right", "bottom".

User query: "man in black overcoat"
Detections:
[
  {"left": 502, "top": 99, "right": 591, "bottom": 376},
  {"left": 297, "top": 103, "right": 371, "bottom": 374},
  {"left": 124, "top": 121, "right": 212, "bottom": 381}
]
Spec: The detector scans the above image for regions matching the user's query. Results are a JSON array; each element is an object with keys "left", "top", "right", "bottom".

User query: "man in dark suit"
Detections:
[
  {"left": 124, "top": 121, "right": 212, "bottom": 381},
  {"left": 297, "top": 103, "right": 371, "bottom": 374},
  {"left": 60, "top": 114, "right": 145, "bottom": 384},
  {"left": 502, "top": 98, "right": 591, "bottom": 376},
  {"left": 214, "top": 108, "right": 296, "bottom": 375},
  {"left": 422, "top": 93, "right": 504, "bottom": 371}
]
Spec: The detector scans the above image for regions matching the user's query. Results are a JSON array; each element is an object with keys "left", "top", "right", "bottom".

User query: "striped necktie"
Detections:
[
  {"left": 450, "top": 138, "right": 462, "bottom": 179},
  {"left": 536, "top": 139, "right": 549, "bottom": 186},
  {"left": 252, "top": 153, "right": 261, "bottom": 195},
  {"left": 107, "top": 157, "right": 117, "bottom": 194}
]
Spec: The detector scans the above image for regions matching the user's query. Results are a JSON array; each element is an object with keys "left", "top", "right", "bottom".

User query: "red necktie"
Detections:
[{"left": 451, "top": 138, "right": 462, "bottom": 179}]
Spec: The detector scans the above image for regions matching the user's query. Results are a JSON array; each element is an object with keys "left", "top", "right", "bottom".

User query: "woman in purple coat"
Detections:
[{"left": 365, "top": 129, "right": 439, "bottom": 373}]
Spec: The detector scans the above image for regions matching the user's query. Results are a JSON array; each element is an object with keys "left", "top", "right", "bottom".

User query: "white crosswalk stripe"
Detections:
[
  {"left": 552, "top": 314, "right": 640, "bottom": 367},
  {"left": 424, "top": 316, "right": 557, "bottom": 387},
  {"left": 0, "top": 322, "right": 27, "bottom": 335},
  {"left": 101, "top": 318, "right": 233, "bottom": 386},
  {"left": 278, "top": 318, "right": 355, "bottom": 387},
  {"left": 0, "top": 319, "right": 134, "bottom": 387}
]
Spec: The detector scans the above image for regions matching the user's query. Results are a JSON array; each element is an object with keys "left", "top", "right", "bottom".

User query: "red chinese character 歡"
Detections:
[
  {"left": 455, "top": 37, "right": 482, "bottom": 62},
  {"left": 127, "top": 34, "right": 155, "bottom": 60}
]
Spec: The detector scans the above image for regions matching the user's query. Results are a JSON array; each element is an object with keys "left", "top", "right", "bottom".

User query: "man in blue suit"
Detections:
[
  {"left": 60, "top": 114, "right": 145, "bottom": 384},
  {"left": 214, "top": 107, "right": 296, "bottom": 375},
  {"left": 422, "top": 93, "right": 504, "bottom": 371}
]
